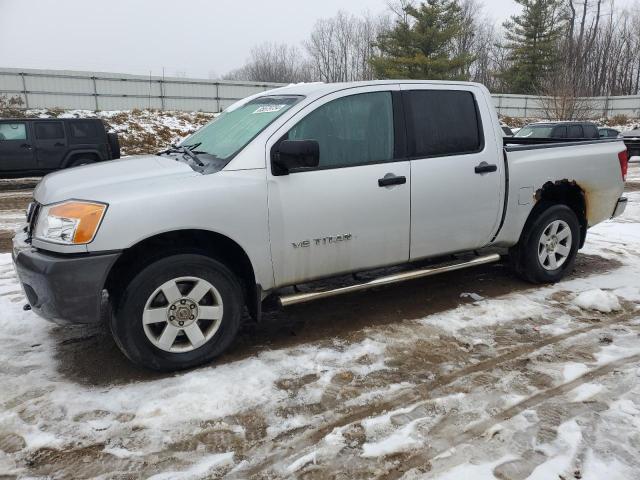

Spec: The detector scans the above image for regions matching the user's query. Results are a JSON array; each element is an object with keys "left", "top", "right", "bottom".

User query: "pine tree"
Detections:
[
  {"left": 501, "top": 0, "right": 567, "bottom": 94},
  {"left": 371, "top": 0, "right": 474, "bottom": 80}
]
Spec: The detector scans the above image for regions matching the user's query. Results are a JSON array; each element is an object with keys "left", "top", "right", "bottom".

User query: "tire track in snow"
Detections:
[
  {"left": 237, "top": 309, "right": 635, "bottom": 478},
  {"left": 380, "top": 353, "right": 640, "bottom": 480}
]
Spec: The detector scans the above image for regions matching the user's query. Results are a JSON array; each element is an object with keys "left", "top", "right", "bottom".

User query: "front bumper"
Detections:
[
  {"left": 612, "top": 197, "right": 627, "bottom": 219},
  {"left": 12, "top": 231, "right": 120, "bottom": 324}
]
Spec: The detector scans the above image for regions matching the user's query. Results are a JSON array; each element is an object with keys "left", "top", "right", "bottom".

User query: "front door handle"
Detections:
[
  {"left": 20, "top": 143, "right": 32, "bottom": 150},
  {"left": 475, "top": 162, "right": 497, "bottom": 174},
  {"left": 54, "top": 142, "right": 65, "bottom": 147},
  {"left": 378, "top": 175, "right": 407, "bottom": 187}
]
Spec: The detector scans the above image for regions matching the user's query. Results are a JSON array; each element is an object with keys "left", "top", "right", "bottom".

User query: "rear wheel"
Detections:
[
  {"left": 110, "top": 254, "right": 243, "bottom": 371},
  {"left": 510, "top": 203, "right": 581, "bottom": 284}
]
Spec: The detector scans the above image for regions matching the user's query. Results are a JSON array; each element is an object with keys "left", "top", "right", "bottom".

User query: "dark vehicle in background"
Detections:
[
  {"left": 623, "top": 128, "right": 640, "bottom": 160},
  {"left": 501, "top": 125, "right": 514, "bottom": 137},
  {"left": 599, "top": 127, "right": 622, "bottom": 139},
  {"left": 0, "top": 118, "right": 120, "bottom": 177},
  {"left": 515, "top": 121, "right": 600, "bottom": 140}
]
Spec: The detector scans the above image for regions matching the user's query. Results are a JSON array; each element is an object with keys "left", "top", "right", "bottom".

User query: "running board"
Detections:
[{"left": 278, "top": 253, "right": 502, "bottom": 307}]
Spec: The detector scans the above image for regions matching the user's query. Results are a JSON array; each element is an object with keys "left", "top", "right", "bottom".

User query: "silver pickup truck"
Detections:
[{"left": 12, "top": 81, "right": 629, "bottom": 371}]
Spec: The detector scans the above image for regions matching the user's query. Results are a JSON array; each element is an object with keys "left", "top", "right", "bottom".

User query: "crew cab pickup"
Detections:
[
  {"left": 12, "top": 81, "right": 629, "bottom": 371},
  {"left": 0, "top": 118, "right": 120, "bottom": 177}
]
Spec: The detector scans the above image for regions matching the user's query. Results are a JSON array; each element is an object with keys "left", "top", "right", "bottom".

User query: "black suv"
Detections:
[
  {"left": 624, "top": 128, "right": 640, "bottom": 159},
  {"left": 0, "top": 118, "right": 120, "bottom": 176},
  {"left": 514, "top": 121, "right": 600, "bottom": 140}
]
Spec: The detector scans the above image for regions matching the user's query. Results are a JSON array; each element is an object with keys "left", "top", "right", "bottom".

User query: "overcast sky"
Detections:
[{"left": 0, "top": 0, "right": 636, "bottom": 78}]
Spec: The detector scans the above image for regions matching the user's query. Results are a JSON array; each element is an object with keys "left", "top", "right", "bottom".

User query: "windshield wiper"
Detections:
[{"left": 160, "top": 144, "right": 205, "bottom": 167}]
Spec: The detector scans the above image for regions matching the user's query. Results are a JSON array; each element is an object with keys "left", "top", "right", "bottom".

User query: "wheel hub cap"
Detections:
[{"left": 168, "top": 299, "right": 198, "bottom": 327}]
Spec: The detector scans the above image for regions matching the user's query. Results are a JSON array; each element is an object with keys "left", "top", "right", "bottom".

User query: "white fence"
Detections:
[
  {"left": 492, "top": 94, "right": 640, "bottom": 119},
  {"left": 1, "top": 68, "right": 640, "bottom": 118},
  {"left": 0, "top": 68, "right": 283, "bottom": 113}
]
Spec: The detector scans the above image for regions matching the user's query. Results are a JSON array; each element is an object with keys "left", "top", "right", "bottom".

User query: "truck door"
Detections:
[
  {"left": 267, "top": 86, "right": 411, "bottom": 287},
  {"left": 34, "top": 121, "right": 67, "bottom": 170},
  {"left": 0, "top": 121, "right": 36, "bottom": 172},
  {"left": 400, "top": 85, "right": 504, "bottom": 260}
]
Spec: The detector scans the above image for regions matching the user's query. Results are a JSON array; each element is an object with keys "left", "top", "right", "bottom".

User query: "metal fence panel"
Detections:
[
  {"left": 0, "top": 67, "right": 284, "bottom": 113},
  {"left": 1, "top": 68, "right": 640, "bottom": 117}
]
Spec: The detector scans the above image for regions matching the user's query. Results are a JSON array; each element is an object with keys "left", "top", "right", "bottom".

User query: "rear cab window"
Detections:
[
  {"left": 403, "top": 89, "right": 483, "bottom": 157},
  {"left": 0, "top": 122, "right": 27, "bottom": 141}
]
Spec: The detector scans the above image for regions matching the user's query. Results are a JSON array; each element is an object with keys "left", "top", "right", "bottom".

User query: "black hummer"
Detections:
[{"left": 0, "top": 118, "right": 120, "bottom": 176}]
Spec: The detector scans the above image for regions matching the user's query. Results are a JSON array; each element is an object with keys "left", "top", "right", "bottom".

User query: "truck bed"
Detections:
[{"left": 503, "top": 137, "right": 622, "bottom": 150}]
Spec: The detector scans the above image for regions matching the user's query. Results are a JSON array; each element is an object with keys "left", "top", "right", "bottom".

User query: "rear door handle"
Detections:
[
  {"left": 378, "top": 175, "right": 407, "bottom": 187},
  {"left": 54, "top": 142, "right": 65, "bottom": 147},
  {"left": 475, "top": 162, "right": 497, "bottom": 174}
]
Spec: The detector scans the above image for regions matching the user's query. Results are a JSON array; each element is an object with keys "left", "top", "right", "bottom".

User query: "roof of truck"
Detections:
[{"left": 224, "top": 80, "right": 486, "bottom": 113}]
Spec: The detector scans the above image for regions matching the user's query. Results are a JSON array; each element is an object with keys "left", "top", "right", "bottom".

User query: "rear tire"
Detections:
[
  {"left": 510, "top": 203, "right": 581, "bottom": 284},
  {"left": 110, "top": 254, "right": 243, "bottom": 371}
]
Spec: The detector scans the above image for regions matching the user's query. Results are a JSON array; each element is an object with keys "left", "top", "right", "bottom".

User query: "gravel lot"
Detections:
[{"left": 0, "top": 166, "right": 639, "bottom": 479}]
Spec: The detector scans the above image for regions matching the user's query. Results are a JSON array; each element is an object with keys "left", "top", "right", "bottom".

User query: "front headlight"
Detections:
[{"left": 34, "top": 201, "right": 107, "bottom": 245}]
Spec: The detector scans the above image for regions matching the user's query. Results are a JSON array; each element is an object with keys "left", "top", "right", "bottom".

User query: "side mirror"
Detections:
[{"left": 272, "top": 140, "right": 320, "bottom": 175}]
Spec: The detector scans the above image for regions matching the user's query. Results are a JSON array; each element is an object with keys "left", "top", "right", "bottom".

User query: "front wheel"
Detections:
[
  {"left": 110, "top": 254, "right": 243, "bottom": 371},
  {"left": 510, "top": 203, "right": 581, "bottom": 284}
]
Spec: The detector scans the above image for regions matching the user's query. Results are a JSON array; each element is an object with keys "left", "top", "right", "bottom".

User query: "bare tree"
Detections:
[
  {"left": 304, "top": 11, "right": 388, "bottom": 82},
  {"left": 224, "top": 43, "right": 311, "bottom": 83}
]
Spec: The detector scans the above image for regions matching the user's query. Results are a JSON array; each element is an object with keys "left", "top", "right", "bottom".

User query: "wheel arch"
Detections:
[
  {"left": 63, "top": 150, "right": 102, "bottom": 167},
  {"left": 104, "top": 229, "right": 261, "bottom": 320},
  {"left": 523, "top": 180, "right": 588, "bottom": 248}
]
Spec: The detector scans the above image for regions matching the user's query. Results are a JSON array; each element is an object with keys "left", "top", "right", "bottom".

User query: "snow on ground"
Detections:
[{"left": 0, "top": 167, "right": 639, "bottom": 479}]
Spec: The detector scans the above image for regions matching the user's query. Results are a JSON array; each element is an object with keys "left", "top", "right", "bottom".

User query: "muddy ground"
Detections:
[{"left": 0, "top": 173, "right": 639, "bottom": 479}]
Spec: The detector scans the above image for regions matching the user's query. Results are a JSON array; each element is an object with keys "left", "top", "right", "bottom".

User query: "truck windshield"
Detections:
[
  {"left": 515, "top": 125, "right": 554, "bottom": 138},
  {"left": 180, "top": 95, "right": 302, "bottom": 160}
]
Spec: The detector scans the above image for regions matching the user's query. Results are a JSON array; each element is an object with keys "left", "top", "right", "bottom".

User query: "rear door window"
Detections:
[
  {"left": 0, "top": 123, "right": 27, "bottom": 141},
  {"left": 552, "top": 126, "right": 567, "bottom": 138},
  {"left": 403, "top": 90, "right": 482, "bottom": 158},
  {"left": 568, "top": 125, "right": 584, "bottom": 138},
  {"left": 35, "top": 121, "right": 65, "bottom": 140}
]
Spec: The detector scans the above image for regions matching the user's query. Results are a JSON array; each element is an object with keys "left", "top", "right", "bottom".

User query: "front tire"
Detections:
[
  {"left": 510, "top": 203, "right": 581, "bottom": 284},
  {"left": 110, "top": 254, "right": 243, "bottom": 371}
]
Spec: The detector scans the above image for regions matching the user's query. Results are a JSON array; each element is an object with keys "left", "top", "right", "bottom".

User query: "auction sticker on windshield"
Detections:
[{"left": 253, "top": 104, "right": 288, "bottom": 114}]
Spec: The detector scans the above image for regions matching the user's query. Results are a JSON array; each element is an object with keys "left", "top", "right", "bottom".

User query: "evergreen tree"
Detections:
[
  {"left": 501, "top": 0, "right": 567, "bottom": 94},
  {"left": 371, "top": 0, "right": 474, "bottom": 80}
]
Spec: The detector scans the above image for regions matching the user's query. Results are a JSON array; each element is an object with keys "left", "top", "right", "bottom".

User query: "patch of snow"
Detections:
[
  {"left": 570, "top": 383, "right": 604, "bottom": 402},
  {"left": 563, "top": 362, "right": 590, "bottom": 382},
  {"left": 412, "top": 455, "right": 517, "bottom": 480},
  {"left": 147, "top": 452, "right": 234, "bottom": 480},
  {"left": 528, "top": 420, "right": 583, "bottom": 480},
  {"left": 361, "top": 418, "right": 422, "bottom": 458},
  {"left": 573, "top": 289, "right": 621, "bottom": 312},
  {"left": 460, "top": 292, "right": 484, "bottom": 301}
]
